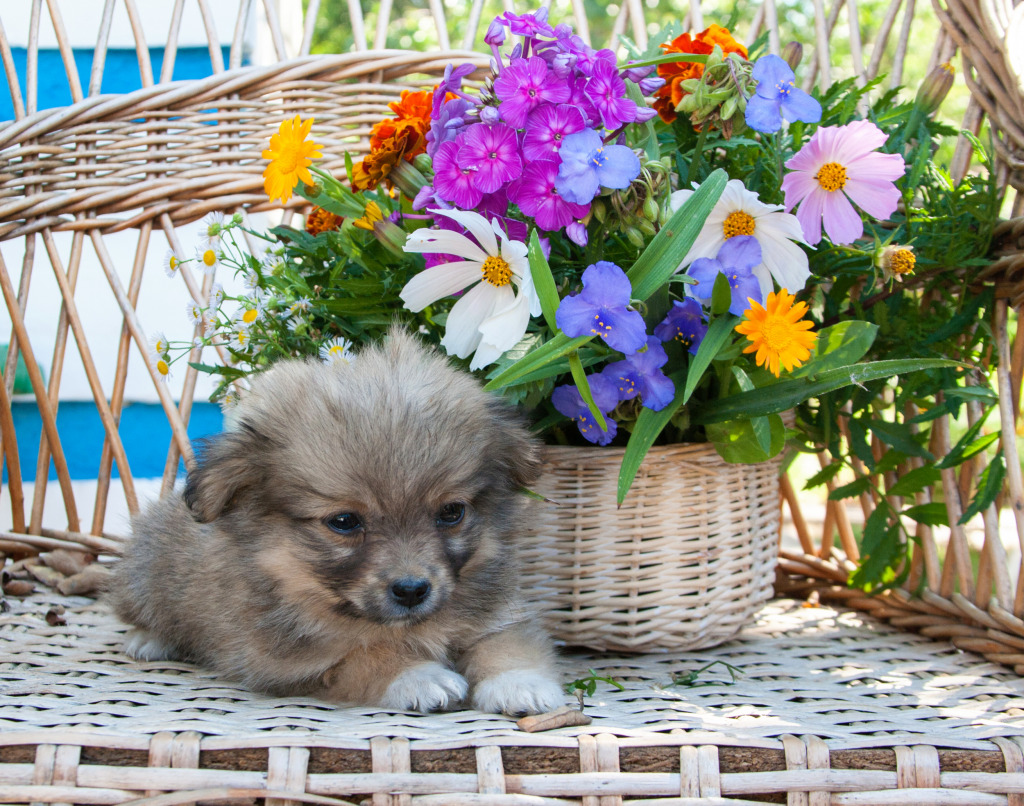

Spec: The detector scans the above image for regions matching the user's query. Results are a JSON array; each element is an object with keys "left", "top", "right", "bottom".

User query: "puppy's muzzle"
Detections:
[{"left": 389, "top": 576, "right": 432, "bottom": 609}]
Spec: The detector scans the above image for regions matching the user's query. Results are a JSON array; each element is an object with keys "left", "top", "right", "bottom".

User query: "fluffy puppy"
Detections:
[{"left": 108, "top": 331, "right": 563, "bottom": 714}]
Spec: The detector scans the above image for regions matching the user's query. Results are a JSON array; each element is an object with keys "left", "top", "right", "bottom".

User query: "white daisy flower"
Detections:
[
  {"left": 400, "top": 208, "right": 541, "bottom": 371},
  {"left": 320, "top": 336, "right": 355, "bottom": 366},
  {"left": 242, "top": 271, "right": 260, "bottom": 292},
  {"left": 194, "top": 245, "right": 220, "bottom": 275},
  {"left": 671, "top": 178, "right": 811, "bottom": 298},
  {"left": 234, "top": 306, "right": 261, "bottom": 328},
  {"left": 285, "top": 315, "right": 305, "bottom": 333},
  {"left": 185, "top": 300, "right": 206, "bottom": 328},
  {"left": 220, "top": 388, "right": 241, "bottom": 411},
  {"left": 209, "top": 283, "right": 225, "bottom": 308},
  {"left": 163, "top": 249, "right": 182, "bottom": 279},
  {"left": 154, "top": 355, "right": 172, "bottom": 382},
  {"left": 288, "top": 296, "right": 312, "bottom": 315},
  {"left": 200, "top": 212, "right": 225, "bottom": 247},
  {"left": 150, "top": 330, "right": 170, "bottom": 358},
  {"left": 230, "top": 326, "right": 253, "bottom": 351}
]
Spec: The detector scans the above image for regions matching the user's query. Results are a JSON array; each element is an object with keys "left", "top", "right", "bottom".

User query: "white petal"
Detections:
[
  {"left": 473, "top": 287, "right": 527, "bottom": 370},
  {"left": 431, "top": 208, "right": 499, "bottom": 256},
  {"left": 722, "top": 179, "right": 783, "bottom": 215},
  {"left": 400, "top": 262, "right": 482, "bottom": 311},
  {"left": 755, "top": 209, "right": 807, "bottom": 244},
  {"left": 756, "top": 226, "right": 811, "bottom": 292},
  {"left": 405, "top": 228, "right": 488, "bottom": 263},
  {"left": 517, "top": 265, "right": 543, "bottom": 318},
  {"left": 441, "top": 282, "right": 500, "bottom": 359}
]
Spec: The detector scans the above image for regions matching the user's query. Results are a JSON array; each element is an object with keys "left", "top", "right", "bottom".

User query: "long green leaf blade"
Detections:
[
  {"left": 569, "top": 351, "right": 607, "bottom": 430},
  {"left": 484, "top": 333, "right": 592, "bottom": 390},
  {"left": 617, "top": 370, "right": 687, "bottom": 505},
  {"left": 528, "top": 229, "right": 560, "bottom": 330},
  {"left": 683, "top": 314, "right": 737, "bottom": 404}
]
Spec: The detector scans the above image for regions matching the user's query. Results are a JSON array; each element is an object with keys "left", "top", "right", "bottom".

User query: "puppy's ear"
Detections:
[
  {"left": 183, "top": 427, "right": 264, "bottom": 522},
  {"left": 486, "top": 402, "right": 543, "bottom": 489}
]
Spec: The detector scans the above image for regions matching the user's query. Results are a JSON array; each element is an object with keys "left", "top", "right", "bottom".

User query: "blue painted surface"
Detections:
[
  {"left": 4, "top": 401, "right": 224, "bottom": 481},
  {"left": 1, "top": 47, "right": 234, "bottom": 121}
]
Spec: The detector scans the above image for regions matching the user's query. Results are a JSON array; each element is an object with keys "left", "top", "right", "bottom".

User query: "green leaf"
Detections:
[
  {"left": 710, "top": 272, "right": 732, "bottom": 316},
  {"left": 569, "top": 352, "right": 607, "bottom": 431},
  {"left": 627, "top": 169, "right": 728, "bottom": 301},
  {"left": 791, "top": 321, "right": 878, "bottom": 378},
  {"left": 903, "top": 502, "right": 949, "bottom": 526},
  {"left": 850, "top": 505, "right": 905, "bottom": 591},
  {"left": 691, "top": 358, "right": 962, "bottom": 424},
  {"left": 804, "top": 461, "right": 844, "bottom": 490},
  {"left": 619, "top": 52, "right": 710, "bottom": 69},
  {"left": 887, "top": 465, "right": 942, "bottom": 497},
  {"left": 828, "top": 476, "right": 871, "bottom": 501},
  {"left": 868, "top": 419, "right": 935, "bottom": 461},
  {"left": 707, "top": 414, "right": 786, "bottom": 464},
  {"left": 935, "top": 410, "right": 996, "bottom": 469},
  {"left": 484, "top": 333, "right": 592, "bottom": 391},
  {"left": 846, "top": 416, "right": 875, "bottom": 466},
  {"left": 731, "top": 366, "right": 769, "bottom": 454},
  {"left": 943, "top": 385, "right": 999, "bottom": 405},
  {"left": 528, "top": 229, "right": 560, "bottom": 331},
  {"left": 617, "top": 369, "right": 687, "bottom": 504},
  {"left": 959, "top": 450, "right": 1005, "bottom": 524},
  {"left": 683, "top": 314, "right": 737, "bottom": 405},
  {"left": 625, "top": 81, "right": 659, "bottom": 160}
]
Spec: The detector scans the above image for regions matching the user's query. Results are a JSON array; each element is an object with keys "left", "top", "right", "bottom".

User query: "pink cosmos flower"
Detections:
[{"left": 781, "top": 120, "right": 905, "bottom": 245}]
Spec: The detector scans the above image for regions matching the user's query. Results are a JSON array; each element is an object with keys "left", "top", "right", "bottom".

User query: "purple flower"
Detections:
[
  {"left": 479, "top": 105, "right": 501, "bottom": 124},
  {"left": 432, "top": 140, "right": 484, "bottom": 209},
  {"left": 434, "top": 62, "right": 477, "bottom": 106},
  {"left": 457, "top": 122, "right": 523, "bottom": 193},
  {"left": 566, "top": 75, "right": 600, "bottom": 126},
  {"left": 622, "top": 63, "right": 655, "bottom": 83},
  {"left": 523, "top": 103, "right": 585, "bottom": 160},
  {"left": 501, "top": 8, "right": 555, "bottom": 38},
  {"left": 602, "top": 337, "right": 676, "bottom": 411},
  {"left": 566, "top": 220, "right": 588, "bottom": 246},
  {"left": 556, "top": 261, "right": 647, "bottom": 354},
  {"left": 552, "top": 373, "right": 620, "bottom": 445},
  {"left": 554, "top": 128, "right": 640, "bottom": 204},
  {"left": 633, "top": 105, "right": 659, "bottom": 123},
  {"left": 493, "top": 56, "right": 570, "bottom": 128},
  {"left": 507, "top": 159, "right": 589, "bottom": 231},
  {"left": 638, "top": 75, "right": 666, "bottom": 95},
  {"left": 745, "top": 54, "right": 822, "bottom": 133},
  {"left": 427, "top": 97, "right": 472, "bottom": 159},
  {"left": 654, "top": 299, "right": 708, "bottom": 355},
  {"left": 586, "top": 58, "right": 638, "bottom": 130},
  {"left": 478, "top": 191, "right": 510, "bottom": 218},
  {"left": 687, "top": 236, "right": 764, "bottom": 316},
  {"left": 484, "top": 18, "right": 506, "bottom": 46},
  {"left": 412, "top": 185, "right": 437, "bottom": 210}
]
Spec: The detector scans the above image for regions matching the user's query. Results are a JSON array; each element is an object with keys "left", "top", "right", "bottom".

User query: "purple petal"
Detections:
[
  {"left": 717, "top": 235, "right": 762, "bottom": 271},
  {"left": 555, "top": 293, "right": 599, "bottom": 338},
  {"left": 566, "top": 221, "right": 588, "bottom": 246},
  {"left": 752, "top": 55, "right": 795, "bottom": 98},
  {"left": 579, "top": 260, "right": 633, "bottom": 307},
  {"left": 597, "top": 307, "right": 648, "bottom": 354},
  {"left": 745, "top": 93, "right": 783, "bottom": 133},
  {"left": 638, "top": 370, "right": 675, "bottom": 411},
  {"left": 594, "top": 144, "right": 640, "bottom": 190},
  {"left": 687, "top": 257, "right": 722, "bottom": 302},
  {"left": 728, "top": 271, "right": 763, "bottom": 317},
  {"left": 780, "top": 87, "right": 822, "bottom": 124},
  {"left": 821, "top": 191, "right": 864, "bottom": 245}
]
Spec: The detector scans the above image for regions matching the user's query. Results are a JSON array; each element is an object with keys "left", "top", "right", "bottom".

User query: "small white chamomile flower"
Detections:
[
  {"left": 163, "top": 250, "right": 182, "bottom": 279},
  {"left": 209, "top": 282, "right": 225, "bottom": 308},
  {"left": 289, "top": 296, "right": 312, "bottom": 315},
  {"left": 242, "top": 271, "right": 260, "bottom": 292},
  {"left": 194, "top": 245, "right": 220, "bottom": 274},
  {"left": 150, "top": 331, "right": 170, "bottom": 358},
  {"left": 154, "top": 356, "right": 172, "bottom": 382},
  {"left": 220, "top": 388, "right": 241, "bottom": 411},
  {"left": 235, "top": 306, "right": 261, "bottom": 328},
  {"left": 200, "top": 212, "right": 225, "bottom": 247},
  {"left": 230, "top": 327, "right": 253, "bottom": 351},
  {"left": 185, "top": 301, "right": 206, "bottom": 328},
  {"left": 319, "top": 336, "right": 355, "bottom": 366}
]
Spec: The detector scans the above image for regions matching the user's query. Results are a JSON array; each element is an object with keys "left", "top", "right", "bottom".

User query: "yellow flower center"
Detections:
[
  {"left": 481, "top": 255, "right": 512, "bottom": 287},
  {"left": 815, "top": 162, "right": 847, "bottom": 192},
  {"left": 759, "top": 317, "right": 795, "bottom": 352},
  {"left": 202, "top": 249, "right": 217, "bottom": 267},
  {"left": 327, "top": 345, "right": 350, "bottom": 363},
  {"left": 723, "top": 211, "right": 756, "bottom": 238},
  {"left": 888, "top": 248, "right": 916, "bottom": 275},
  {"left": 169, "top": 256, "right": 179, "bottom": 270},
  {"left": 275, "top": 140, "right": 307, "bottom": 174},
  {"left": 242, "top": 308, "right": 259, "bottom": 324},
  {"left": 157, "top": 359, "right": 170, "bottom": 376}
]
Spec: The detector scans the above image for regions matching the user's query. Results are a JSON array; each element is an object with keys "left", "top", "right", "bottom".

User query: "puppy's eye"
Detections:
[
  {"left": 326, "top": 513, "right": 362, "bottom": 534},
  {"left": 436, "top": 502, "right": 465, "bottom": 527}
]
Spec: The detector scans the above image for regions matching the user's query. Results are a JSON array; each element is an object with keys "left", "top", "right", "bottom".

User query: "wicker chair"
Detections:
[{"left": 2, "top": 0, "right": 1024, "bottom": 803}]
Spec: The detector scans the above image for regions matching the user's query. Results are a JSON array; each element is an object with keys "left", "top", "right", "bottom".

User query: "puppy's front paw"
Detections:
[
  {"left": 123, "top": 629, "right": 177, "bottom": 662},
  {"left": 380, "top": 662, "right": 469, "bottom": 712},
  {"left": 472, "top": 669, "right": 564, "bottom": 716}
]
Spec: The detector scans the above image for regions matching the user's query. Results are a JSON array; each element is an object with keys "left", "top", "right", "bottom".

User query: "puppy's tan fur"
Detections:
[{"left": 108, "top": 332, "right": 563, "bottom": 714}]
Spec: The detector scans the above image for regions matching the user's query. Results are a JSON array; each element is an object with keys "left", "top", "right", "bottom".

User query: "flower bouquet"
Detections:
[{"left": 156, "top": 8, "right": 998, "bottom": 649}]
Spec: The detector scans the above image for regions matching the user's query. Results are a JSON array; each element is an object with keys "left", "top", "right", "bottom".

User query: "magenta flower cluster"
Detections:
[{"left": 418, "top": 7, "right": 657, "bottom": 236}]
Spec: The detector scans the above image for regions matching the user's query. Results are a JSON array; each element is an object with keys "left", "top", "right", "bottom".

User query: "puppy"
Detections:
[{"left": 107, "top": 331, "right": 563, "bottom": 714}]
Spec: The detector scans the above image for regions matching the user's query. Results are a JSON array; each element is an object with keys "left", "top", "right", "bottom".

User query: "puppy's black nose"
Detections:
[{"left": 390, "top": 577, "right": 432, "bottom": 608}]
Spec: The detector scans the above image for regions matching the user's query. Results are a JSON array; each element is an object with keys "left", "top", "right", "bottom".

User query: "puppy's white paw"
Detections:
[
  {"left": 380, "top": 662, "right": 469, "bottom": 712},
  {"left": 123, "top": 629, "right": 177, "bottom": 662},
  {"left": 471, "top": 669, "right": 564, "bottom": 716}
]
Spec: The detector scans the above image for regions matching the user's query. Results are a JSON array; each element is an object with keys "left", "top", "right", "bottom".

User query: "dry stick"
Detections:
[
  {"left": 689, "top": 0, "right": 704, "bottom": 32},
  {"left": 301, "top": 0, "right": 322, "bottom": 55},
  {"left": 889, "top": 0, "right": 916, "bottom": 89},
  {"left": 374, "top": 0, "right": 395, "bottom": 52},
  {"left": 1010, "top": 314, "right": 1024, "bottom": 423},
  {"left": 994, "top": 300, "right": 1024, "bottom": 617},
  {"left": 93, "top": 223, "right": 152, "bottom": 533},
  {"left": 43, "top": 0, "right": 83, "bottom": 104},
  {"left": 26, "top": 0, "right": 40, "bottom": 116},
  {"left": 88, "top": 231, "right": 195, "bottom": 471},
  {"left": 260, "top": 0, "right": 289, "bottom": 62},
  {"left": 866, "top": 0, "right": 905, "bottom": 80},
  {"left": 626, "top": 0, "right": 649, "bottom": 50},
  {"left": 763, "top": 0, "right": 781, "bottom": 54},
  {"left": 0, "top": 15, "right": 27, "bottom": 120},
  {"left": 429, "top": 0, "right": 451, "bottom": 50},
  {"left": 28, "top": 228, "right": 85, "bottom": 535},
  {"left": 935, "top": 411, "right": 976, "bottom": 600},
  {"left": 811, "top": 0, "right": 831, "bottom": 88},
  {"left": 817, "top": 452, "right": 861, "bottom": 562},
  {"left": 608, "top": 0, "right": 629, "bottom": 51},
  {"left": 160, "top": 0, "right": 186, "bottom": 84},
  {"left": 0, "top": 371, "right": 26, "bottom": 533},
  {"left": 0, "top": 259, "right": 80, "bottom": 532},
  {"left": 196, "top": 0, "right": 226, "bottom": 74},
  {"left": 87, "top": 0, "right": 116, "bottom": 97},
  {"left": 0, "top": 528, "right": 122, "bottom": 555},
  {"left": 803, "top": 0, "right": 843, "bottom": 93},
  {"left": 123, "top": 0, "right": 155, "bottom": 87},
  {"left": 780, "top": 473, "right": 816, "bottom": 555}
]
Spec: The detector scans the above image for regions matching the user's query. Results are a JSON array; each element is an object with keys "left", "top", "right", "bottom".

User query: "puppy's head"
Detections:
[{"left": 184, "top": 329, "right": 541, "bottom": 625}]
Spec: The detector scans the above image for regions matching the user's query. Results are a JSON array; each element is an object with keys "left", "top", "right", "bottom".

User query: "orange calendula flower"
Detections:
[
  {"left": 654, "top": 25, "right": 748, "bottom": 123},
  {"left": 305, "top": 206, "right": 343, "bottom": 235},
  {"left": 262, "top": 115, "right": 323, "bottom": 204},
  {"left": 735, "top": 289, "right": 816, "bottom": 378},
  {"left": 352, "top": 125, "right": 426, "bottom": 191}
]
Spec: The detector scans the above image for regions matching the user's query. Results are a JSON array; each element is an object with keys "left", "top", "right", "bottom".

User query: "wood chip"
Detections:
[
  {"left": 57, "top": 564, "right": 111, "bottom": 596},
  {"left": 45, "top": 605, "right": 67, "bottom": 627},
  {"left": 27, "top": 563, "right": 66, "bottom": 590},
  {"left": 41, "top": 549, "right": 95, "bottom": 577},
  {"left": 516, "top": 705, "right": 592, "bottom": 732},
  {"left": 2, "top": 580, "right": 35, "bottom": 597}
]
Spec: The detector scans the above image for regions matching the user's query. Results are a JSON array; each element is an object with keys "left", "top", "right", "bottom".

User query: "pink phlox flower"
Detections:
[
  {"left": 433, "top": 62, "right": 477, "bottom": 107},
  {"left": 457, "top": 122, "right": 523, "bottom": 193},
  {"left": 493, "top": 56, "right": 571, "bottom": 128},
  {"left": 427, "top": 97, "right": 472, "bottom": 159},
  {"left": 566, "top": 75, "right": 600, "bottom": 127},
  {"left": 507, "top": 159, "right": 589, "bottom": 232},
  {"left": 432, "top": 140, "right": 484, "bottom": 210},
  {"left": 781, "top": 119, "right": 905, "bottom": 245},
  {"left": 501, "top": 8, "right": 555, "bottom": 38},
  {"left": 585, "top": 58, "right": 638, "bottom": 129},
  {"left": 523, "top": 103, "right": 586, "bottom": 160}
]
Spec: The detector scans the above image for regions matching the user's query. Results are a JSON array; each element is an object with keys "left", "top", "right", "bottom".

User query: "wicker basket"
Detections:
[{"left": 521, "top": 443, "right": 781, "bottom": 652}]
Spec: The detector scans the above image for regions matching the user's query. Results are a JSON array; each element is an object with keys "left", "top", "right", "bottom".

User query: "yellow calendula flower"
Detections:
[
  {"left": 262, "top": 115, "right": 323, "bottom": 204},
  {"left": 735, "top": 289, "right": 817, "bottom": 377}
]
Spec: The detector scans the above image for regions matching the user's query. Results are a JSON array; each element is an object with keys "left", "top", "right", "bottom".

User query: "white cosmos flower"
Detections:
[
  {"left": 400, "top": 208, "right": 541, "bottom": 371},
  {"left": 671, "top": 178, "right": 810, "bottom": 298}
]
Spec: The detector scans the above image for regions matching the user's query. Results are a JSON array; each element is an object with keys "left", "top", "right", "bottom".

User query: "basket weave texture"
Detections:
[{"left": 523, "top": 444, "right": 780, "bottom": 652}]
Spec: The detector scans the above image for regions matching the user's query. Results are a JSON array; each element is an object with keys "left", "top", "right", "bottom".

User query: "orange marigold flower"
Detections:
[
  {"left": 735, "top": 289, "right": 816, "bottom": 378},
  {"left": 388, "top": 89, "right": 434, "bottom": 126},
  {"left": 654, "top": 25, "right": 748, "bottom": 123},
  {"left": 305, "top": 206, "right": 343, "bottom": 235},
  {"left": 352, "top": 125, "right": 426, "bottom": 191}
]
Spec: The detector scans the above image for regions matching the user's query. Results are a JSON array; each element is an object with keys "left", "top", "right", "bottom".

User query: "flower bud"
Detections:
[
  {"left": 706, "top": 45, "right": 724, "bottom": 69},
  {"left": 721, "top": 95, "right": 738, "bottom": 121},
  {"left": 781, "top": 41, "right": 803, "bottom": 70},
  {"left": 389, "top": 158, "right": 428, "bottom": 200},
  {"left": 636, "top": 216, "right": 656, "bottom": 237},
  {"left": 915, "top": 62, "right": 955, "bottom": 116},
  {"left": 484, "top": 18, "right": 506, "bottom": 45},
  {"left": 642, "top": 196, "right": 660, "bottom": 222},
  {"left": 592, "top": 198, "right": 607, "bottom": 223},
  {"left": 622, "top": 63, "right": 656, "bottom": 83},
  {"left": 479, "top": 105, "right": 501, "bottom": 124},
  {"left": 231, "top": 212, "right": 244, "bottom": 225},
  {"left": 638, "top": 75, "right": 667, "bottom": 95},
  {"left": 412, "top": 153, "right": 432, "bottom": 173},
  {"left": 373, "top": 219, "right": 408, "bottom": 256},
  {"left": 625, "top": 227, "right": 646, "bottom": 249}
]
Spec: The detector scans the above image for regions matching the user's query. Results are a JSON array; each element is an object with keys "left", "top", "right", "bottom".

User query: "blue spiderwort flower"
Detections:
[
  {"left": 687, "top": 235, "right": 764, "bottom": 316},
  {"left": 654, "top": 298, "right": 708, "bottom": 355},
  {"left": 602, "top": 337, "right": 676, "bottom": 411},
  {"left": 556, "top": 261, "right": 647, "bottom": 354},
  {"left": 745, "top": 54, "right": 822, "bottom": 133},
  {"left": 552, "top": 373, "right": 620, "bottom": 445},
  {"left": 554, "top": 128, "right": 641, "bottom": 205}
]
